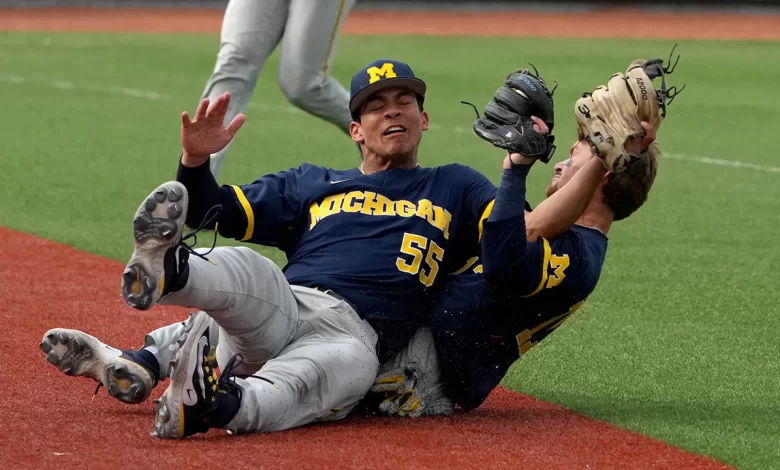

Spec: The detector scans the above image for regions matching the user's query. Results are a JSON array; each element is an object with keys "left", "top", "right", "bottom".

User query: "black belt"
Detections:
[{"left": 315, "top": 287, "right": 364, "bottom": 320}]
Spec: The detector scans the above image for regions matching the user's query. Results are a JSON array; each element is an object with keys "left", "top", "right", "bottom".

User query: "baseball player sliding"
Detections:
[{"left": 200, "top": 0, "right": 357, "bottom": 178}]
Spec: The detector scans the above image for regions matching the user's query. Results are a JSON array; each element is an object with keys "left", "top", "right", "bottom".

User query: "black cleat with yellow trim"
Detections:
[{"left": 151, "top": 311, "right": 242, "bottom": 439}]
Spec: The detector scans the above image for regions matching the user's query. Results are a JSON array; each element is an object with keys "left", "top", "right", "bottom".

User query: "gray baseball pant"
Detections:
[
  {"left": 200, "top": 0, "right": 356, "bottom": 178},
  {"left": 147, "top": 246, "right": 379, "bottom": 434}
]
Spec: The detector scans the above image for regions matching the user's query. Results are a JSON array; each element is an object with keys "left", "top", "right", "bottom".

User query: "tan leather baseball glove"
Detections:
[{"left": 574, "top": 45, "right": 685, "bottom": 172}]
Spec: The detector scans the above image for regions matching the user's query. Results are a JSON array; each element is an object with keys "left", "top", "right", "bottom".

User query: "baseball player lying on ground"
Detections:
[
  {"left": 368, "top": 52, "right": 685, "bottom": 417},
  {"left": 38, "top": 58, "right": 574, "bottom": 440},
  {"left": 198, "top": 0, "right": 357, "bottom": 179}
]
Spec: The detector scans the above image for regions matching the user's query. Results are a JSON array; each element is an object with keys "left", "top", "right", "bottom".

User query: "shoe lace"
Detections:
[
  {"left": 213, "top": 354, "right": 276, "bottom": 398},
  {"left": 177, "top": 204, "right": 223, "bottom": 266},
  {"left": 93, "top": 203, "right": 223, "bottom": 405},
  {"left": 92, "top": 381, "right": 103, "bottom": 401}
]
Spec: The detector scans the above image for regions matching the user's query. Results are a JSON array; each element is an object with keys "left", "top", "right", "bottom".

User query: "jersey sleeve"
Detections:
[
  {"left": 462, "top": 165, "right": 533, "bottom": 244},
  {"left": 177, "top": 159, "right": 317, "bottom": 250},
  {"left": 225, "top": 164, "right": 324, "bottom": 248},
  {"left": 459, "top": 164, "right": 498, "bottom": 238},
  {"left": 439, "top": 165, "right": 497, "bottom": 275},
  {"left": 480, "top": 163, "right": 533, "bottom": 277},
  {"left": 482, "top": 224, "right": 584, "bottom": 298}
]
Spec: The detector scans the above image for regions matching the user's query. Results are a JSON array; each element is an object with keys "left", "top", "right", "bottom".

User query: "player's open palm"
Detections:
[{"left": 180, "top": 92, "right": 246, "bottom": 164}]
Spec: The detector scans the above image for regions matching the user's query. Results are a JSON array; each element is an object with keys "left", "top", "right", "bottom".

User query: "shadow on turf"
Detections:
[{"left": 537, "top": 391, "right": 777, "bottom": 434}]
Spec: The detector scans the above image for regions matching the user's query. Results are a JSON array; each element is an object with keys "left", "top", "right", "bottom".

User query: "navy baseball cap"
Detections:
[{"left": 349, "top": 59, "right": 427, "bottom": 120}]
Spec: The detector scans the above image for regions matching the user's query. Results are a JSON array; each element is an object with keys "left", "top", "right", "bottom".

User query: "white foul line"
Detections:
[
  {"left": 664, "top": 153, "right": 780, "bottom": 173},
  {"left": 0, "top": 74, "right": 25, "bottom": 84},
  {"left": 2, "top": 72, "right": 778, "bottom": 175},
  {"left": 0, "top": 73, "right": 170, "bottom": 101}
]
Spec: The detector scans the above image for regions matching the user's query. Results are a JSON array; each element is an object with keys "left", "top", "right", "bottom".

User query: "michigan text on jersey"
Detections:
[{"left": 308, "top": 191, "right": 452, "bottom": 239}]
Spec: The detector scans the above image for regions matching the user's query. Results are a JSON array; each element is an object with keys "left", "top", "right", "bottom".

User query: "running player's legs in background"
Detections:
[
  {"left": 199, "top": 0, "right": 289, "bottom": 178},
  {"left": 277, "top": 0, "right": 356, "bottom": 134}
]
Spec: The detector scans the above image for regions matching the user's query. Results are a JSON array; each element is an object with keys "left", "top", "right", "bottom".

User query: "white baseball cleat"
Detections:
[{"left": 40, "top": 328, "right": 158, "bottom": 404}]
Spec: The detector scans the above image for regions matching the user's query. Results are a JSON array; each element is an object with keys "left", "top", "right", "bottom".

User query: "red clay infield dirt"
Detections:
[
  {"left": 0, "top": 226, "right": 731, "bottom": 468},
  {"left": 0, "top": 6, "right": 758, "bottom": 469}
]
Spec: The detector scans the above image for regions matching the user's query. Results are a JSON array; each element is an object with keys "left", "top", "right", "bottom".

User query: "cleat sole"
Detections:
[{"left": 40, "top": 328, "right": 154, "bottom": 405}]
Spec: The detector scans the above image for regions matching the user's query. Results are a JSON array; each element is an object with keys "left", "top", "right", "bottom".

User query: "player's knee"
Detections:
[
  {"left": 278, "top": 70, "right": 326, "bottom": 109},
  {"left": 233, "top": 246, "right": 257, "bottom": 256},
  {"left": 214, "top": 41, "right": 264, "bottom": 77}
]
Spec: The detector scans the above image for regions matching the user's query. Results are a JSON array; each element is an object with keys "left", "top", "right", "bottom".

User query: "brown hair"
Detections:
[{"left": 602, "top": 142, "right": 660, "bottom": 221}]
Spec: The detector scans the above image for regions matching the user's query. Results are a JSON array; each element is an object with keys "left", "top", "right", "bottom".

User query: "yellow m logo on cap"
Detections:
[{"left": 367, "top": 63, "right": 397, "bottom": 84}]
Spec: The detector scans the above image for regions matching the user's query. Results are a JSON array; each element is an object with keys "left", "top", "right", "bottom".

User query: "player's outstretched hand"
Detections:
[{"left": 180, "top": 92, "right": 246, "bottom": 167}]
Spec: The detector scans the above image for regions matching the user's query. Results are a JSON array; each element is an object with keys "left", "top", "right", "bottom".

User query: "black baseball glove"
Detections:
[{"left": 470, "top": 66, "right": 557, "bottom": 163}]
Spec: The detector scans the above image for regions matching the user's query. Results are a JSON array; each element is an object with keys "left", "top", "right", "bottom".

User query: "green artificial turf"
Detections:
[{"left": 2, "top": 31, "right": 779, "bottom": 469}]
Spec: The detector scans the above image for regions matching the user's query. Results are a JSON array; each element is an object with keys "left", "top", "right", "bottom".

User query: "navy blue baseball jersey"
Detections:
[
  {"left": 178, "top": 161, "right": 496, "bottom": 360},
  {"left": 431, "top": 224, "right": 608, "bottom": 409}
]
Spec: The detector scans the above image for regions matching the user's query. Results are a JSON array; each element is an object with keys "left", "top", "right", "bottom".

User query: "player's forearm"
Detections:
[
  {"left": 176, "top": 156, "right": 243, "bottom": 237},
  {"left": 482, "top": 164, "right": 532, "bottom": 279},
  {"left": 525, "top": 157, "right": 607, "bottom": 241},
  {"left": 181, "top": 150, "right": 210, "bottom": 168},
  {"left": 487, "top": 163, "right": 532, "bottom": 223}
]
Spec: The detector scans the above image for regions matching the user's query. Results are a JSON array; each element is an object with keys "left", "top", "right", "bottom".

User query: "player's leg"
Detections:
[
  {"left": 218, "top": 286, "right": 379, "bottom": 433},
  {"left": 39, "top": 316, "right": 221, "bottom": 404},
  {"left": 158, "top": 245, "right": 301, "bottom": 373},
  {"left": 121, "top": 181, "right": 300, "bottom": 373},
  {"left": 142, "top": 316, "right": 221, "bottom": 379},
  {"left": 200, "top": 0, "right": 289, "bottom": 179},
  {"left": 39, "top": 328, "right": 161, "bottom": 404},
  {"left": 226, "top": 332, "right": 378, "bottom": 434},
  {"left": 363, "top": 325, "right": 454, "bottom": 417},
  {"left": 276, "top": 0, "right": 356, "bottom": 134},
  {"left": 151, "top": 296, "right": 379, "bottom": 439}
]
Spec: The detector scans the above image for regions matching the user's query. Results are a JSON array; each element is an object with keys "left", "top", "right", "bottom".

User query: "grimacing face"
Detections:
[
  {"left": 545, "top": 140, "right": 595, "bottom": 198},
  {"left": 349, "top": 87, "right": 429, "bottom": 160}
]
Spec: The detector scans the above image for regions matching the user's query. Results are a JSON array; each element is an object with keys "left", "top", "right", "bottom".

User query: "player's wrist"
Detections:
[
  {"left": 503, "top": 153, "right": 536, "bottom": 169},
  {"left": 505, "top": 154, "right": 536, "bottom": 167},
  {"left": 500, "top": 162, "right": 531, "bottom": 183},
  {"left": 181, "top": 151, "right": 210, "bottom": 168}
]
